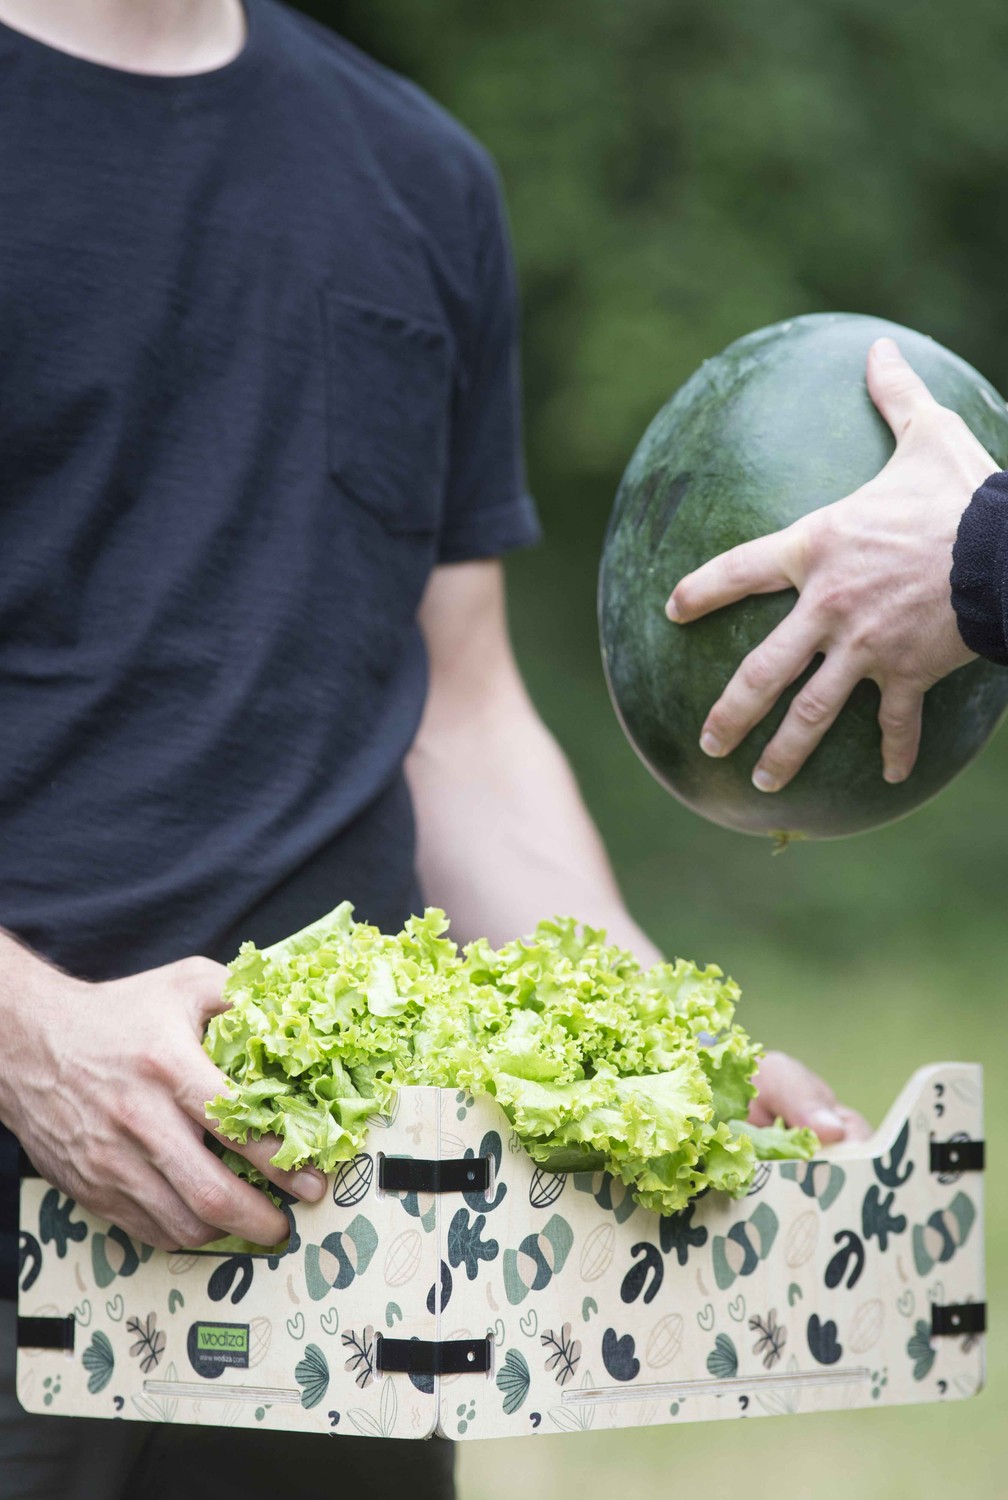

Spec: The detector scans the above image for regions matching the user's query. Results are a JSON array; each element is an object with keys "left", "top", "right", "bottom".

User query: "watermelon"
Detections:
[{"left": 599, "top": 313, "right": 1008, "bottom": 840}]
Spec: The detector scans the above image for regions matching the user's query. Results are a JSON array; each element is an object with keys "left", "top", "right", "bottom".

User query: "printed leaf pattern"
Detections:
[
  {"left": 755, "top": 1355, "right": 803, "bottom": 1417},
  {"left": 130, "top": 1362, "right": 179, "bottom": 1424},
  {"left": 126, "top": 1312, "right": 165, "bottom": 1374},
  {"left": 347, "top": 1409, "right": 383, "bottom": 1438},
  {"left": 496, "top": 1348, "right": 531, "bottom": 1414},
  {"left": 907, "top": 1320, "right": 936, "bottom": 1382},
  {"left": 348, "top": 1375, "right": 398, "bottom": 1438},
  {"left": 341, "top": 1326, "right": 375, "bottom": 1390},
  {"left": 82, "top": 1331, "right": 114, "bottom": 1395},
  {"left": 706, "top": 1332, "right": 738, "bottom": 1379},
  {"left": 541, "top": 1322, "right": 581, "bottom": 1385},
  {"left": 380, "top": 1374, "right": 397, "bottom": 1437},
  {"left": 749, "top": 1310, "right": 786, "bottom": 1370},
  {"left": 295, "top": 1343, "right": 330, "bottom": 1409},
  {"left": 549, "top": 1370, "right": 596, "bottom": 1431}
]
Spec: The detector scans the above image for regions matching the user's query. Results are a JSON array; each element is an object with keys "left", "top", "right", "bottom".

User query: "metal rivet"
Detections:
[{"left": 467, "top": 1350, "right": 475, "bottom": 1362}]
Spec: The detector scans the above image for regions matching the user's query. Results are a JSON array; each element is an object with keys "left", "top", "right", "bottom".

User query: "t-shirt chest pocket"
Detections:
[{"left": 320, "top": 289, "right": 453, "bottom": 535}]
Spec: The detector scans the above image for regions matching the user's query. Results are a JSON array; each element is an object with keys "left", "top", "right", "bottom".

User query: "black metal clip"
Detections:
[
  {"left": 17, "top": 1314, "right": 75, "bottom": 1352},
  {"left": 377, "top": 1156, "right": 490, "bottom": 1195},
  {"left": 929, "top": 1138, "right": 984, "bottom": 1174},
  {"left": 931, "top": 1303, "right": 986, "bottom": 1337},
  {"left": 375, "top": 1335, "right": 492, "bottom": 1377}
]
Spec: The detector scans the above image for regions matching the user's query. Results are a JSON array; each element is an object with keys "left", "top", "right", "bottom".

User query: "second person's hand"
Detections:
[
  {"left": 666, "top": 338, "right": 997, "bottom": 791},
  {"left": 750, "top": 1050, "right": 871, "bottom": 1144}
]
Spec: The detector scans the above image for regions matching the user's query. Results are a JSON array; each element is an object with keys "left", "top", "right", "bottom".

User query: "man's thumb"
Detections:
[{"left": 865, "top": 337, "right": 939, "bottom": 438}]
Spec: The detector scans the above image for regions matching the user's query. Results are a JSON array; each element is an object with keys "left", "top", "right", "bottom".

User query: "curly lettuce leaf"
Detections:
[
  {"left": 205, "top": 904, "right": 820, "bottom": 1216},
  {"left": 728, "top": 1116, "right": 820, "bottom": 1161}
]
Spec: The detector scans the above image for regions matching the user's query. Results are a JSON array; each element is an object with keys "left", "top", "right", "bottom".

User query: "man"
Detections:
[
  {"left": 0, "top": 3, "right": 868, "bottom": 1496},
  {"left": 668, "top": 337, "right": 1006, "bottom": 787}
]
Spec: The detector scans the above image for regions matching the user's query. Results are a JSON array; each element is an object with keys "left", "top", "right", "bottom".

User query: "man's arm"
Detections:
[
  {"left": 406, "top": 558, "right": 656, "bottom": 958},
  {"left": 0, "top": 934, "right": 325, "bottom": 1249},
  {"left": 407, "top": 558, "right": 869, "bottom": 1142},
  {"left": 666, "top": 338, "right": 1000, "bottom": 792}
]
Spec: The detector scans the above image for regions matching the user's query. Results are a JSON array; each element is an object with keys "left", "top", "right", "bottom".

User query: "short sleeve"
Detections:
[{"left": 437, "top": 156, "right": 541, "bottom": 564}]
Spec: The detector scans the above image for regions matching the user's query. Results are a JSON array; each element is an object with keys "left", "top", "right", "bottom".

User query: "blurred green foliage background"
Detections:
[{"left": 308, "top": 3, "right": 1007, "bottom": 1493}]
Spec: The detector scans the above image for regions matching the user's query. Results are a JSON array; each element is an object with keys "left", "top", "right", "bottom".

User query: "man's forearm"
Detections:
[{"left": 406, "top": 681, "right": 660, "bottom": 963}]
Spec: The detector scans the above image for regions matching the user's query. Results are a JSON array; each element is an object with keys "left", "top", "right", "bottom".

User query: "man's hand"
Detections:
[
  {"left": 666, "top": 338, "right": 997, "bottom": 792},
  {"left": 750, "top": 1051, "right": 870, "bottom": 1143},
  {"left": 0, "top": 947, "right": 327, "bottom": 1250}
]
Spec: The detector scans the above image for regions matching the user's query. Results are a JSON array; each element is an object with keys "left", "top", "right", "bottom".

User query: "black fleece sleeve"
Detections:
[{"left": 950, "top": 470, "right": 1008, "bottom": 666}]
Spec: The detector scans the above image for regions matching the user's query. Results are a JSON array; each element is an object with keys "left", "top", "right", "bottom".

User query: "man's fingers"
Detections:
[
  {"left": 149, "top": 1122, "right": 290, "bottom": 1247},
  {"left": 878, "top": 684, "right": 924, "bottom": 784},
  {"left": 168, "top": 955, "right": 231, "bottom": 1026},
  {"left": 698, "top": 609, "right": 821, "bottom": 758},
  {"left": 751, "top": 1051, "right": 851, "bottom": 1144},
  {"left": 835, "top": 1104, "right": 874, "bottom": 1143},
  {"left": 667, "top": 528, "right": 799, "bottom": 624},
  {"left": 90, "top": 1189, "right": 187, "bottom": 1254},
  {"left": 750, "top": 654, "right": 860, "bottom": 793},
  {"left": 746, "top": 1098, "right": 775, "bottom": 1129},
  {"left": 179, "top": 1050, "right": 328, "bottom": 1204},
  {"left": 227, "top": 1131, "right": 328, "bottom": 1206},
  {"left": 865, "top": 338, "right": 941, "bottom": 439},
  {"left": 91, "top": 1156, "right": 221, "bottom": 1252}
]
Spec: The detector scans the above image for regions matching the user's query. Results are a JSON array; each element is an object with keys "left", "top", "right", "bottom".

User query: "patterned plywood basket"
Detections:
[{"left": 17, "top": 1061, "right": 984, "bottom": 1440}]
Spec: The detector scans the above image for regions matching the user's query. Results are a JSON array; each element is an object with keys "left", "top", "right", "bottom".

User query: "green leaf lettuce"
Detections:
[{"left": 204, "top": 905, "right": 818, "bottom": 1216}]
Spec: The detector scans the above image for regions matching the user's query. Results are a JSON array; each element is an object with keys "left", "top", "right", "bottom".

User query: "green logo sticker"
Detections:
[
  {"left": 187, "top": 1321, "right": 250, "bottom": 1378},
  {"left": 196, "top": 1325, "right": 248, "bottom": 1353}
]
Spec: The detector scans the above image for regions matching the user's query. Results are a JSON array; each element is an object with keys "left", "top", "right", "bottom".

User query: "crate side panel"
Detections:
[
  {"left": 443, "top": 1064, "right": 984, "bottom": 1440},
  {"left": 16, "top": 1087, "right": 445, "bottom": 1438}
]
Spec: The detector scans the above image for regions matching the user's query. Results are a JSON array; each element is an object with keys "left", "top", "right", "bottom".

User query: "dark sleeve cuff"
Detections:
[
  {"left": 950, "top": 471, "right": 1008, "bottom": 666},
  {"left": 436, "top": 491, "right": 542, "bottom": 565}
]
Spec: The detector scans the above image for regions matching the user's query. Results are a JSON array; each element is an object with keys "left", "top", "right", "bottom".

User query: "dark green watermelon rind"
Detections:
[{"left": 599, "top": 313, "right": 1008, "bottom": 839}]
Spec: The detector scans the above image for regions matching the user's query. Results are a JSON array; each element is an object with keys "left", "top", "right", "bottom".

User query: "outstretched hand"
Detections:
[{"left": 666, "top": 338, "right": 997, "bottom": 792}]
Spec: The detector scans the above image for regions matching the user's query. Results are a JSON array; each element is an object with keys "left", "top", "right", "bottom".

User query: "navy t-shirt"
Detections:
[{"left": 0, "top": 0, "right": 539, "bottom": 1296}]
